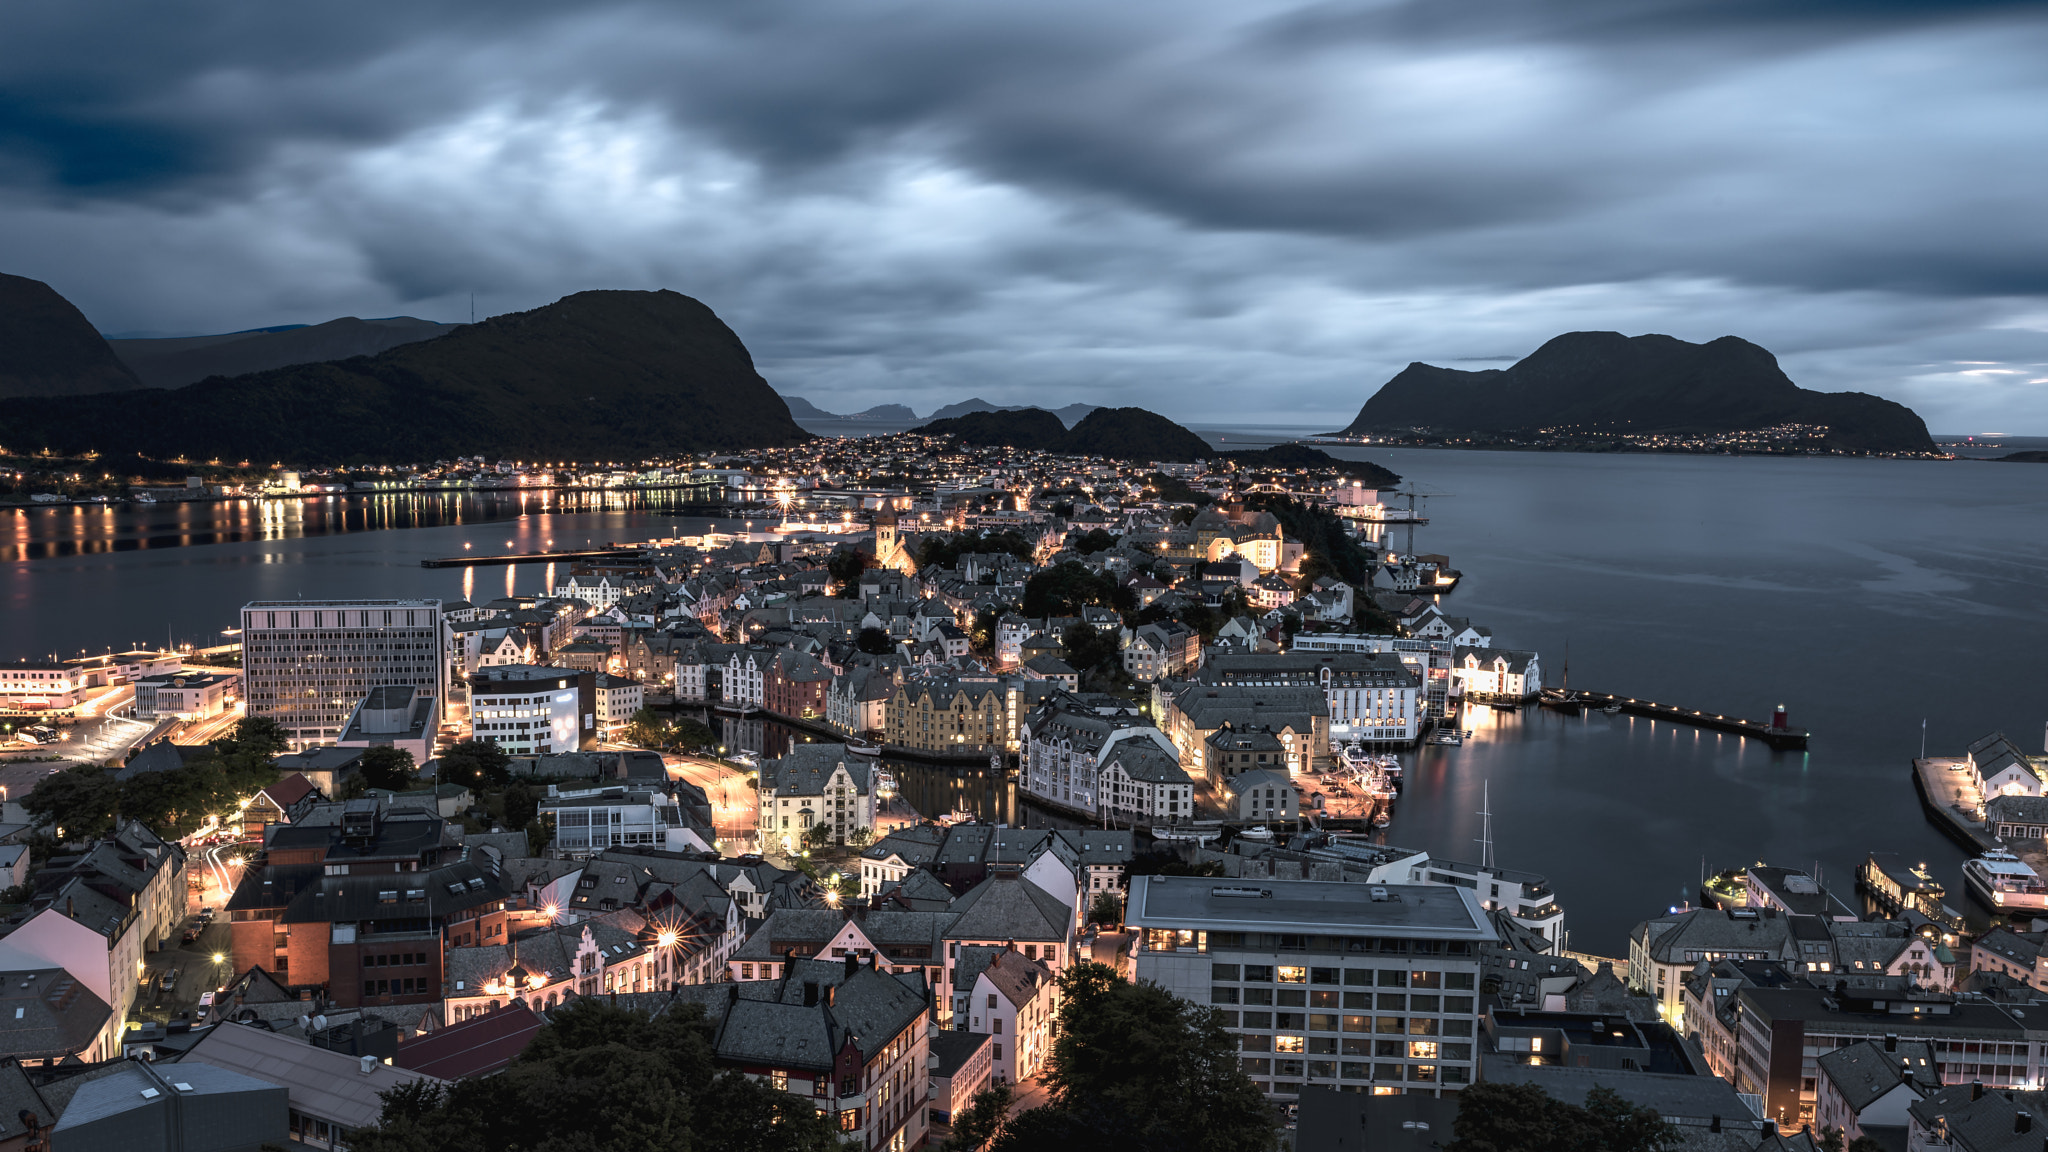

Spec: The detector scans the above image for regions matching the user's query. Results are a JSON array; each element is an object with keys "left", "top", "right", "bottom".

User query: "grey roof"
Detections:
[
  {"left": 710, "top": 958, "right": 928, "bottom": 1070},
  {"left": 1633, "top": 908, "right": 1798, "bottom": 965},
  {"left": 0, "top": 1059, "right": 54, "bottom": 1144},
  {"left": 733, "top": 908, "right": 954, "bottom": 964},
  {"left": 945, "top": 871, "right": 1072, "bottom": 944},
  {"left": 1908, "top": 1083, "right": 2048, "bottom": 1152},
  {"left": 1104, "top": 741, "right": 1192, "bottom": 786},
  {"left": 1986, "top": 794, "right": 2048, "bottom": 825},
  {"left": 115, "top": 739, "right": 214, "bottom": 782},
  {"left": 53, "top": 1059, "right": 284, "bottom": 1139},
  {"left": 762, "top": 743, "right": 871, "bottom": 798},
  {"left": 1226, "top": 768, "right": 1293, "bottom": 796},
  {"left": 1051, "top": 829, "right": 1135, "bottom": 865},
  {"left": 1129, "top": 876, "right": 1493, "bottom": 940},
  {"left": 1816, "top": 1038, "right": 1941, "bottom": 1114},
  {"left": 273, "top": 747, "right": 368, "bottom": 774},
  {"left": 0, "top": 968, "right": 112, "bottom": 1061},
  {"left": 876, "top": 870, "right": 955, "bottom": 910},
  {"left": 179, "top": 1020, "right": 441, "bottom": 1129},
  {"left": 928, "top": 1029, "right": 993, "bottom": 1079}
]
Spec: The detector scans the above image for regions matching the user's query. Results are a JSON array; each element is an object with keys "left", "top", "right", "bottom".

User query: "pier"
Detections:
[
  {"left": 1539, "top": 690, "right": 1810, "bottom": 749},
  {"left": 420, "top": 546, "right": 643, "bottom": 569},
  {"left": 1910, "top": 756, "right": 2001, "bottom": 853}
]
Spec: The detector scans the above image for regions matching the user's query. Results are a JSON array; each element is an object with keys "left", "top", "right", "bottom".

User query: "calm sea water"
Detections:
[{"left": 6, "top": 441, "right": 2045, "bottom": 952}]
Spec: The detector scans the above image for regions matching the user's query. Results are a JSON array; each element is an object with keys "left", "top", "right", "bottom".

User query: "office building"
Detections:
[
  {"left": 240, "top": 599, "right": 446, "bottom": 747},
  {"left": 467, "top": 666, "right": 597, "bottom": 755},
  {"left": 1126, "top": 876, "right": 1493, "bottom": 1099}
]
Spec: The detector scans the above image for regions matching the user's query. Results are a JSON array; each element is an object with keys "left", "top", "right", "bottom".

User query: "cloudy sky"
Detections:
[{"left": 6, "top": 0, "right": 2048, "bottom": 430}]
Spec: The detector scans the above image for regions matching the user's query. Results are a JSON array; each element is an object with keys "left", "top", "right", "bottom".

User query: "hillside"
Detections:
[
  {"left": 917, "top": 407, "right": 1069, "bottom": 450},
  {"left": 927, "top": 398, "right": 1101, "bottom": 427},
  {"left": 0, "top": 289, "right": 808, "bottom": 464},
  {"left": 1058, "top": 407, "right": 1213, "bottom": 461},
  {"left": 109, "top": 316, "right": 459, "bottom": 389},
  {"left": 0, "top": 273, "right": 144, "bottom": 399},
  {"left": 1343, "top": 331, "right": 1934, "bottom": 453},
  {"left": 1219, "top": 443, "right": 1400, "bottom": 486}
]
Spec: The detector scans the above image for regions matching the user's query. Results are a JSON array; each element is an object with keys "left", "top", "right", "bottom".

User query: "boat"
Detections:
[
  {"left": 1237, "top": 826, "right": 1275, "bottom": 841},
  {"left": 1602, "top": 704, "right": 1622, "bottom": 715},
  {"left": 1962, "top": 849, "right": 2048, "bottom": 911},
  {"left": 1372, "top": 811, "right": 1391, "bottom": 828}
]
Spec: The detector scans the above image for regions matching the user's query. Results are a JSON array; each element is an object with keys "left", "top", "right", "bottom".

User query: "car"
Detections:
[
  {"left": 195, "top": 908, "right": 214, "bottom": 922},
  {"left": 180, "top": 928, "right": 200, "bottom": 945},
  {"left": 157, "top": 970, "right": 178, "bottom": 993}
]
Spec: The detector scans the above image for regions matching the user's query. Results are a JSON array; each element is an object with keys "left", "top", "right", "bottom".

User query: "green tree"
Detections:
[
  {"left": 1444, "top": 1081, "right": 1680, "bottom": 1152},
  {"left": 216, "top": 715, "right": 290, "bottom": 760},
  {"left": 22, "top": 763, "right": 121, "bottom": 842},
  {"left": 970, "top": 607, "right": 1001, "bottom": 655},
  {"left": 802, "top": 822, "right": 833, "bottom": 848},
  {"left": 359, "top": 746, "right": 418, "bottom": 792},
  {"left": 673, "top": 719, "right": 715, "bottom": 752},
  {"left": 1074, "top": 528, "right": 1117, "bottom": 555},
  {"left": 437, "top": 738, "right": 512, "bottom": 787},
  {"left": 1060, "top": 622, "right": 1122, "bottom": 678},
  {"left": 627, "top": 708, "right": 674, "bottom": 749},
  {"left": 1003, "top": 962, "right": 1275, "bottom": 1152},
  {"left": 1023, "top": 562, "right": 1117, "bottom": 617},
  {"left": 1088, "top": 890, "right": 1122, "bottom": 925},
  {"left": 847, "top": 827, "right": 872, "bottom": 848},
  {"left": 502, "top": 783, "right": 540, "bottom": 830},
  {"left": 827, "top": 548, "right": 870, "bottom": 597},
  {"left": 857, "top": 627, "right": 896, "bottom": 655},
  {"left": 350, "top": 998, "right": 843, "bottom": 1152},
  {"left": 944, "top": 1083, "right": 1014, "bottom": 1151}
]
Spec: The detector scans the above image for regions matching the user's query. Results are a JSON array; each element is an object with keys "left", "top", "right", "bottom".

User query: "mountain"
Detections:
[
  {"left": 1343, "top": 332, "right": 1934, "bottom": 453},
  {"left": 917, "top": 407, "right": 1069, "bottom": 450},
  {"left": 109, "top": 316, "right": 460, "bottom": 389},
  {"left": 846, "top": 403, "right": 916, "bottom": 421},
  {"left": 1998, "top": 451, "right": 2048, "bottom": 463},
  {"left": 0, "top": 273, "right": 144, "bottom": 399},
  {"left": 0, "top": 289, "right": 808, "bottom": 464},
  {"left": 1058, "top": 407, "right": 1214, "bottom": 462},
  {"left": 926, "top": 397, "right": 1101, "bottom": 427},
  {"left": 1218, "top": 443, "right": 1400, "bottom": 486},
  {"left": 918, "top": 405, "right": 1213, "bottom": 461},
  {"left": 781, "top": 395, "right": 841, "bottom": 420}
]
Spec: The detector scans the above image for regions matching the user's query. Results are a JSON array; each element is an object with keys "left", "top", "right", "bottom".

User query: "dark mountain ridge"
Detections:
[
  {"left": 917, "top": 405, "right": 1214, "bottom": 462},
  {"left": 0, "top": 289, "right": 807, "bottom": 464},
  {"left": 1344, "top": 331, "right": 1934, "bottom": 453},
  {"left": 0, "top": 273, "right": 144, "bottom": 399},
  {"left": 110, "top": 315, "right": 460, "bottom": 389}
]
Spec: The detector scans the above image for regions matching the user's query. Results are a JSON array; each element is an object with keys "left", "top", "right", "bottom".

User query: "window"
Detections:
[
  {"left": 1274, "top": 1035, "right": 1305, "bottom": 1054},
  {"left": 1277, "top": 966, "right": 1307, "bottom": 984},
  {"left": 771, "top": 1071, "right": 788, "bottom": 1091}
]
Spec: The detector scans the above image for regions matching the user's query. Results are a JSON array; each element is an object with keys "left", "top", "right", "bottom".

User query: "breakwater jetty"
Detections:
[{"left": 1540, "top": 690, "right": 1810, "bottom": 750}]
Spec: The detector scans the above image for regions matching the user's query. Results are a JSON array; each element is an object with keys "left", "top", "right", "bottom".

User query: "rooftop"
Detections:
[{"left": 1127, "top": 876, "right": 1494, "bottom": 940}]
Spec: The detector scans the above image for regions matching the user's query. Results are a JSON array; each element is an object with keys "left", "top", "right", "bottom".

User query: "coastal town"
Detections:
[{"left": 0, "top": 428, "right": 2039, "bottom": 1152}]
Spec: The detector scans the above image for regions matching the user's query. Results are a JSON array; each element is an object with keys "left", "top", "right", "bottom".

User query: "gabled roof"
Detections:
[
  {"left": 180, "top": 1020, "right": 441, "bottom": 1129},
  {"left": 946, "top": 871, "right": 1070, "bottom": 943},
  {"left": 1816, "top": 1038, "right": 1941, "bottom": 1113},
  {"left": 395, "top": 1002, "right": 544, "bottom": 1079}
]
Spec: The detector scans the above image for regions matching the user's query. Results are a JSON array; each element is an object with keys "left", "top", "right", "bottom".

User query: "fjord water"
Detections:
[{"left": 6, "top": 447, "right": 2047, "bottom": 952}]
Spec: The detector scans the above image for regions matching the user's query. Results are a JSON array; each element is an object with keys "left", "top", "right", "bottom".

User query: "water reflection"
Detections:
[{"left": 1, "top": 486, "right": 728, "bottom": 562}]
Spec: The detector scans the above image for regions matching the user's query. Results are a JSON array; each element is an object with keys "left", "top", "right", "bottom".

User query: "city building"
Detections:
[
  {"left": 130, "top": 671, "right": 238, "bottom": 721},
  {"left": 1098, "top": 739, "right": 1195, "bottom": 824},
  {"left": 953, "top": 945, "right": 1059, "bottom": 1085},
  {"left": 336, "top": 684, "right": 436, "bottom": 766},
  {"left": 0, "top": 662, "right": 81, "bottom": 713},
  {"left": 592, "top": 672, "right": 643, "bottom": 738},
  {"left": 540, "top": 784, "right": 700, "bottom": 857},
  {"left": 1225, "top": 768, "right": 1298, "bottom": 822},
  {"left": 467, "top": 666, "right": 597, "bottom": 755},
  {"left": 1126, "top": 876, "right": 1493, "bottom": 1098},
  {"left": 0, "top": 821, "right": 186, "bottom": 1028},
  {"left": 758, "top": 744, "right": 875, "bottom": 852},
  {"left": 240, "top": 599, "right": 446, "bottom": 747},
  {"left": 927, "top": 1030, "right": 994, "bottom": 1130},
  {"left": 886, "top": 676, "right": 1005, "bottom": 755},
  {"left": 180, "top": 1021, "right": 442, "bottom": 1150}
]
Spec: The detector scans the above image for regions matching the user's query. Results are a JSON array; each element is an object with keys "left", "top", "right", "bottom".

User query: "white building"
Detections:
[
  {"left": 240, "top": 599, "right": 446, "bottom": 747},
  {"left": 0, "top": 661, "right": 83, "bottom": 712},
  {"left": 1098, "top": 738, "right": 1195, "bottom": 824},
  {"left": 722, "top": 648, "right": 771, "bottom": 709},
  {"left": 468, "top": 666, "right": 596, "bottom": 755},
  {"left": 552, "top": 573, "right": 630, "bottom": 609},
  {"left": 592, "top": 672, "right": 643, "bottom": 738},
  {"left": 131, "top": 671, "right": 239, "bottom": 720},
  {"left": 955, "top": 946, "right": 1060, "bottom": 1086},
  {"left": 540, "top": 784, "right": 698, "bottom": 857},
  {"left": 757, "top": 743, "right": 873, "bottom": 852},
  {"left": 1225, "top": 768, "right": 1298, "bottom": 822},
  {"left": 1449, "top": 647, "right": 1543, "bottom": 702}
]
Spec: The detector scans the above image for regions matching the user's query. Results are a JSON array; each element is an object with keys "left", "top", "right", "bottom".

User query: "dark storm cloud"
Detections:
[{"left": 2, "top": 0, "right": 2047, "bottom": 426}]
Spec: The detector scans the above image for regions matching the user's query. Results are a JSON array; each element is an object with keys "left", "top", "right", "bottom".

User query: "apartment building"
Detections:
[
  {"left": 1127, "top": 876, "right": 1493, "bottom": 1099},
  {"left": 886, "top": 675, "right": 1005, "bottom": 754},
  {"left": 240, "top": 599, "right": 446, "bottom": 747},
  {"left": 758, "top": 744, "right": 874, "bottom": 853},
  {"left": 1198, "top": 652, "right": 1421, "bottom": 745},
  {"left": 540, "top": 784, "right": 697, "bottom": 857}
]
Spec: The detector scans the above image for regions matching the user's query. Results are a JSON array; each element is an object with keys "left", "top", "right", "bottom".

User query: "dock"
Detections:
[
  {"left": 1911, "top": 756, "right": 2000, "bottom": 853},
  {"left": 420, "top": 547, "right": 643, "bottom": 569},
  {"left": 1540, "top": 690, "right": 1810, "bottom": 749}
]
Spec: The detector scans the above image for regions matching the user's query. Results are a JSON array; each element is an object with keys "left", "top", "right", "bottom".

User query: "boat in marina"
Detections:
[{"left": 1962, "top": 848, "right": 2048, "bottom": 911}]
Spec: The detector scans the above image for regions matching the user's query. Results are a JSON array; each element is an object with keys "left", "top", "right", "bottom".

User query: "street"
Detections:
[
  {"left": 664, "top": 753, "right": 760, "bottom": 853},
  {"left": 137, "top": 912, "right": 235, "bottom": 1025}
]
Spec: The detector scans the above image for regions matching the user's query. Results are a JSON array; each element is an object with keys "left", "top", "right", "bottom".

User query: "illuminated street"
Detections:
[{"left": 665, "top": 754, "right": 759, "bottom": 853}]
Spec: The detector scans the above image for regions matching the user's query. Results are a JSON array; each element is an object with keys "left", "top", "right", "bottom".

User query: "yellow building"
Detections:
[{"left": 887, "top": 676, "right": 1005, "bottom": 753}]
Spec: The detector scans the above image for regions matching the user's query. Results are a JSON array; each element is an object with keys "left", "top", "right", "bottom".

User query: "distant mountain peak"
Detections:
[
  {"left": 0, "top": 272, "right": 143, "bottom": 399},
  {"left": 1344, "top": 330, "right": 1932, "bottom": 452}
]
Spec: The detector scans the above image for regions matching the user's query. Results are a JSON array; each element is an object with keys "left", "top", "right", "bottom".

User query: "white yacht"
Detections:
[{"left": 1963, "top": 848, "right": 2048, "bottom": 910}]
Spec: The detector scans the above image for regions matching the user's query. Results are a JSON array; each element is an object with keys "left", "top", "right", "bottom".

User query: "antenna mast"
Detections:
[{"left": 1477, "top": 780, "right": 1494, "bottom": 871}]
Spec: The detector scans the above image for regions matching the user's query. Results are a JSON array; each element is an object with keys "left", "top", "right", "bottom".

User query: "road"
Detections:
[
  {"left": 664, "top": 754, "right": 760, "bottom": 853},
  {"left": 137, "top": 912, "right": 236, "bottom": 1025}
]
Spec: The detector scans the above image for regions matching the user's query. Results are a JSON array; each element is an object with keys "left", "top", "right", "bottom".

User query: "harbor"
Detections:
[{"left": 1538, "top": 689, "right": 1810, "bottom": 750}]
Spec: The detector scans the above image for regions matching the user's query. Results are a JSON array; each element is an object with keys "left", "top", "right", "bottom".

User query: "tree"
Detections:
[
  {"left": 1088, "top": 890, "right": 1122, "bottom": 925},
  {"left": 21, "top": 764, "right": 121, "bottom": 842},
  {"left": 1003, "top": 961, "right": 1276, "bottom": 1152},
  {"left": 847, "top": 827, "right": 872, "bottom": 848},
  {"left": 627, "top": 708, "right": 674, "bottom": 749},
  {"left": 1444, "top": 1081, "right": 1680, "bottom": 1152},
  {"left": 857, "top": 627, "right": 896, "bottom": 655},
  {"left": 673, "top": 719, "right": 715, "bottom": 752},
  {"left": 1074, "top": 528, "right": 1117, "bottom": 555},
  {"left": 970, "top": 607, "right": 1001, "bottom": 655},
  {"left": 217, "top": 715, "right": 289, "bottom": 760},
  {"left": 802, "top": 822, "right": 833, "bottom": 848},
  {"left": 1023, "top": 562, "right": 1116, "bottom": 617},
  {"left": 502, "top": 783, "right": 540, "bottom": 830},
  {"left": 944, "top": 1084, "right": 1015, "bottom": 1152},
  {"left": 350, "top": 998, "right": 843, "bottom": 1152},
  {"left": 437, "top": 739, "right": 512, "bottom": 787},
  {"left": 359, "top": 746, "right": 418, "bottom": 792},
  {"left": 827, "top": 548, "right": 869, "bottom": 597},
  {"left": 1061, "top": 622, "right": 1121, "bottom": 679}
]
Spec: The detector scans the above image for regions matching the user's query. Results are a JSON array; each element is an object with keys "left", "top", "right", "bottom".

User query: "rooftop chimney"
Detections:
[
  {"left": 1973, "top": 1081, "right": 1985, "bottom": 1101},
  {"left": 845, "top": 953, "right": 860, "bottom": 978},
  {"left": 2021, "top": 1112, "right": 2035, "bottom": 1136},
  {"left": 1885, "top": 1033, "right": 1898, "bottom": 1053},
  {"left": 805, "top": 981, "right": 819, "bottom": 1007}
]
